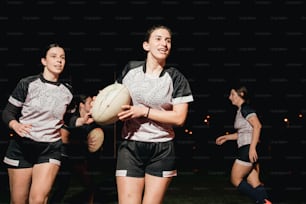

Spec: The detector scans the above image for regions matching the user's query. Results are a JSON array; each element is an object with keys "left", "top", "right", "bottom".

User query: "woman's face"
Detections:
[
  {"left": 82, "top": 97, "right": 93, "bottom": 113},
  {"left": 228, "top": 89, "right": 242, "bottom": 106},
  {"left": 143, "top": 28, "right": 172, "bottom": 61},
  {"left": 41, "top": 46, "right": 66, "bottom": 76}
]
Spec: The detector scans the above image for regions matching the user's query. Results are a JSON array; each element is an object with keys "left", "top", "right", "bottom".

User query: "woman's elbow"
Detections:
[
  {"left": 172, "top": 106, "right": 189, "bottom": 126},
  {"left": 174, "top": 117, "right": 187, "bottom": 126},
  {"left": 254, "top": 123, "right": 262, "bottom": 130}
]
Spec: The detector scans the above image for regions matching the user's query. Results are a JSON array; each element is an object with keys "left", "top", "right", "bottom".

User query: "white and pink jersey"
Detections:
[
  {"left": 117, "top": 61, "right": 194, "bottom": 143},
  {"left": 234, "top": 103, "right": 257, "bottom": 148},
  {"left": 8, "top": 74, "right": 73, "bottom": 142}
]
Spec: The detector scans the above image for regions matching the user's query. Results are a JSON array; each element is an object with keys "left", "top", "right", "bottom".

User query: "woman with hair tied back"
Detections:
[
  {"left": 2, "top": 43, "right": 73, "bottom": 204},
  {"left": 215, "top": 85, "right": 272, "bottom": 204},
  {"left": 114, "top": 25, "right": 194, "bottom": 204}
]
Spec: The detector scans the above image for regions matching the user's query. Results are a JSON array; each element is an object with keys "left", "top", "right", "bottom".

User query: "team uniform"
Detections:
[
  {"left": 49, "top": 111, "right": 100, "bottom": 203},
  {"left": 234, "top": 102, "right": 258, "bottom": 166},
  {"left": 2, "top": 73, "right": 73, "bottom": 168},
  {"left": 233, "top": 103, "right": 272, "bottom": 204},
  {"left": 115, "top": 61, "right": 193, "bottom": 178}
]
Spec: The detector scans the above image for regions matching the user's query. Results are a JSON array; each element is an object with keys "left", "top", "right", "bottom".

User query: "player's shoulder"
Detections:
[
  {"left": 116, "top": 61, "right": 145, "bottom": 83},
  {"left": 19, "top": 74, "right": 40, "bottom": 83},
  {"left": 58, "top": 77, "right": 73, "bottom": 94},
  {"left": 241, "top": 103, "right": 256, "bottom": 118},
  {"left": 62, "top": 82, "right": 73, "bottom": 92},
  {"left": 163, "top": 66, "right": 180, "bottom": 75},
  {"left": 162, "top": 66, "right": 188, "bottom": 82},
  {"left": 127, "top": 60, "right": 145, "bottom": 69}
]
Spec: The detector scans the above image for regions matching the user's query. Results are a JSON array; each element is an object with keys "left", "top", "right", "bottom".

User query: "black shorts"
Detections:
[
  {"left": 236, "top": 144, "right": 259, "bottom": 166},
  {"left": 116, "top": 140, "right": 177, "bottom": 178},
  {"left": 3, "top": 137, "right": 62, "bottom": 168}
]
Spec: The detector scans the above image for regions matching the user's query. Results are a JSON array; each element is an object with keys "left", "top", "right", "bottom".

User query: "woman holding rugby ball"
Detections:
[{"left": 114, "top": 25, "right": 194, "bottom": 204}]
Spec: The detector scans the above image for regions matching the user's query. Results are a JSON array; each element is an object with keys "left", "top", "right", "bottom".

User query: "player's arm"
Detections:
[
  {"left": 75, "top": 113, "right": 94, "bottom": 127},
  {"left": 216, "top": 133, "right": 238, "bottom": 145},
  {"left": 145, "top": 103, "right": 188, "bottom": 126},
  {"left": 2, "top": 102, "right": 20, "bottom": 127},
  {"left": 247, "top": 115, "right": 262, "bottom": 162},
  {"left": 2, "top": 102, "right": 32, "bottom": 137},
  {"left": 118, "top": 103, "right": 189, "bottom": 127},
  {"left": 248, "top": 115, "right": 262, "bottom": 148}
]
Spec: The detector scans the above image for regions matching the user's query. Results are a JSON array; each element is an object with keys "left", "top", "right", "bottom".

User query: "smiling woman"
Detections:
[
  {"left": 1, "top": 43, "right": 74, "bottom": 204},
  {"left": 215, "top": 85, "right": 272, "bottom": 204},
  {"left": 114, "top": 25, "right": 194, "bottom": 204}
]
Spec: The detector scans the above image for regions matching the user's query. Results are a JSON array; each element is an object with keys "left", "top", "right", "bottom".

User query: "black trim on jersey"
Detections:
[
  {"left": 3, "top": 73, "right": 74, "bottom": 129},
  {"left": 40, "top": 73, "right": 73, "bottom": 94},
  {"left": 163, "top": 66, "right": 192, "bottom": 98},
  {"left": 241, "top": 103, "right": 256, "bottom": 119},
  {"left": 13, "top": 75, "right": 39, "bottom": 103},
  {"left": 116, "top": 61, "right": 145, "bottom": 83},
  {"left": 39, "top": 73, "right": 61, "bottom": 86},
  {"left": 1, "top": 75, "right": 39, "bottom": 126},
  {"left": 116, "top": 60, "right": 193, "bottom": 99}
]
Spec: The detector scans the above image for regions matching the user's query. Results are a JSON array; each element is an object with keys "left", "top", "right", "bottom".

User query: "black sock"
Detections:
[
  {"left": 237, "top": 180, "right": 262, "bottom": 202},
  {"left": 255, "top": 185, "right": 269, "bottom": 203}
]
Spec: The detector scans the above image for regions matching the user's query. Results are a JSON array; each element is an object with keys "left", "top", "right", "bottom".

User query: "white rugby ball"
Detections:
[{"left": 91, "top": 83, "right": 131, "bottom": 125}]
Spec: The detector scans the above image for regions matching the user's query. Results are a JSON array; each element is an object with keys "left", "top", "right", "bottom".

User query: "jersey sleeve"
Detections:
[
  {"left": 241, "top": 103, "right": 257, "bottom": 119},
  {"left": 168, "top": 67, "right": 194, "bottom": 104},
  {"left": 2, "top": 78, "right": 29, "bottom": 126},
  {"left": 9, "top": 77, "right": 30, "bottom": 106}
]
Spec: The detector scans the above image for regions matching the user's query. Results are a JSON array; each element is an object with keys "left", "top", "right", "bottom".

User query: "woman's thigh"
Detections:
[
  {"left": 31, "top": 163, "right": 60, "bottom": 198},
  {"left": 143, "top": 174, "right": 172, "bottom": 204},
  {"left": 116, "top": 176, "right": 144, "bottom": 204},
  {"left": 231, "top": 160, "right": 253, "bottom": 186},
  {"left": 8, "top": 168, "right": 32, "bottom": 204}
]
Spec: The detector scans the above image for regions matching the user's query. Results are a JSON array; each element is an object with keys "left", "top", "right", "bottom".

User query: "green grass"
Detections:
[
  {"left": 58, "top": 169, "right": 255, "bottom": 204},
  {"left": 1, "top": 166, "right": 304, "bottom": 204},
  {"left": 60, "top": 168, "right": 303, "bottom": 204}
]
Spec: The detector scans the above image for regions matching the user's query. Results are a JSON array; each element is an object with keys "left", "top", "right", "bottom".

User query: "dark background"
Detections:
[{"left": 0, "top": 1, "right": 305, "bottom": 203}]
